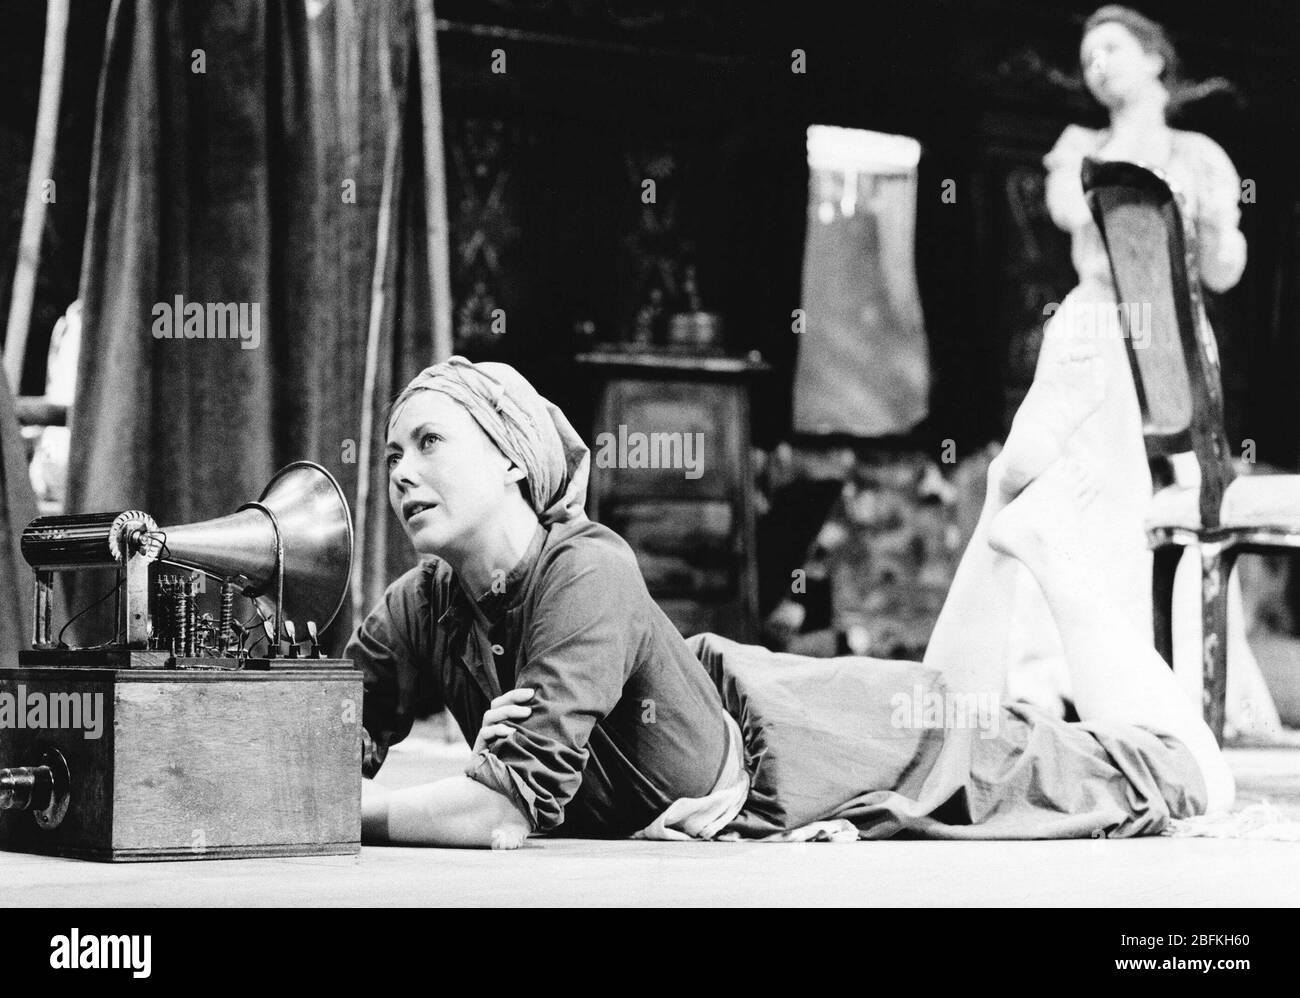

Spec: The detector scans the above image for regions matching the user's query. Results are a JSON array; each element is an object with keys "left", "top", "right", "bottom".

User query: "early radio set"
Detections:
[{"left": 0, "top": 461, "right": 362, "bottom": 861}]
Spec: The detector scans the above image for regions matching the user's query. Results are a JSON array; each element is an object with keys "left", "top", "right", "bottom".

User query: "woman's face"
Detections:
[
  {"left": 385, "top": 390, "right": 524, "bottom": 558},
  {"left": 1080, "top": 21, "right": 1164, "bottom": 108}
]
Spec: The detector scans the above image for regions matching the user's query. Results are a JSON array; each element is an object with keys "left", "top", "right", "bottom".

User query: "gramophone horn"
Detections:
[{"left": 156, "top": 461, "right": 354, "bottom": 632}]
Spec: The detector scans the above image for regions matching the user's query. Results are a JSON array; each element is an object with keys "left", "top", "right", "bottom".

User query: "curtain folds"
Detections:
[
  {"left": 0, "top": 376, "right": 37, "bottom": 666},
  {"left": 63, "top": 0, "right": 448, "bottom": 649}
]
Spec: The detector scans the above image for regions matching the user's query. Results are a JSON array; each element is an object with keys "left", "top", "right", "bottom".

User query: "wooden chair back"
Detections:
[{"left": 1082, "top": 158, "right": 1234, "bottom": 529}]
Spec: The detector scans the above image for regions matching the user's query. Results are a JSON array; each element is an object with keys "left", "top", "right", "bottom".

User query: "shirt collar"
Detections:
[
  {"left": 477, "top": 522, "right": 547, "bottom": 622},
  {"left": 439, "top": 523, "right": 547, "bottom": 629}
]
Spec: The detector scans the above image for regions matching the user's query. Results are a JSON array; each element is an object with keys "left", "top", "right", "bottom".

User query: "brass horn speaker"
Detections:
[{"left": 157, "top": 461, "right": 354, "bottom": 632}]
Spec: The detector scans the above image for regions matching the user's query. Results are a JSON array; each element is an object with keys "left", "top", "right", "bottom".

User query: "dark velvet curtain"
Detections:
[
  {"left": 0, "top": 376, "right": 36, "bottom": 666},
  {"left": 65, "top": 0, "right": 443, "bottom": 648}
]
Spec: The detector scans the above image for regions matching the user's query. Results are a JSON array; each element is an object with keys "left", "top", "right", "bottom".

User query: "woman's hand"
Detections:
[
  {"left": 362, "top": 776, "right": 533, "bottom": 848},
  {"left": 472, "top": 687, "right": 535, "bottom": 754}
]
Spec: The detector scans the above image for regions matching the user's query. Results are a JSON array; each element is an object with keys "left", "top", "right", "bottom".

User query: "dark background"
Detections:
[{"left": 2, "top": 0, "right": 1297, "bottom": 465}]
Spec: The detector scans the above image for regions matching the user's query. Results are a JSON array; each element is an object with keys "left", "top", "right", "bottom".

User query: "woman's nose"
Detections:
[{"left": 389, "top": 454, "right": 419, "bottom": 490}]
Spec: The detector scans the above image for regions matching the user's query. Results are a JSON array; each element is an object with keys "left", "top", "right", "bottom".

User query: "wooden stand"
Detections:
[
  {"left": 0, "top": 652, "right": 361, "bottom": 862},
  {"left": 577, "top": 350, "right": 767, "bottom": 640}
]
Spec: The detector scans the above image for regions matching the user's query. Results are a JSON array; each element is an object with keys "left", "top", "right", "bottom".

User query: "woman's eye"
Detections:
[
  {"left": 420, "top": 432, "right": 441, "bottom": 449},
  {"left": 385, "top": 454, "right": 399, "bottom": 471}
]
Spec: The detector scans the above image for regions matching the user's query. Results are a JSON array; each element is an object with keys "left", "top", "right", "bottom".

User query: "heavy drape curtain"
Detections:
[
  {"left": 0, "top": 377, "right": 37, "bottom": 666},
  {"left": 59, "top": 0, "right": 448, "bottom": 649}
]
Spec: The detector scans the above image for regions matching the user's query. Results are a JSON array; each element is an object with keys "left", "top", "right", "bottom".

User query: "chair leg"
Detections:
[
  {"left": 1199, "top": 540, "right": 1237, "bottom": 746},
  {"left": 1151, "top": 545, "right": 1180, "bottom": 667}
]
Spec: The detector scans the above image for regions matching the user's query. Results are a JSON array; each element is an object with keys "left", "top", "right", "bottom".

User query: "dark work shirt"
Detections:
[{"left": 345, "top": 518, "right": 732, "bottom": 837}]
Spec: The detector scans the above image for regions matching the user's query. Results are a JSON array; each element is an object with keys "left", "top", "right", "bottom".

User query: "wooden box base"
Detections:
[{"left": 1, "top": 653, "right": 362, "bottom": 862}]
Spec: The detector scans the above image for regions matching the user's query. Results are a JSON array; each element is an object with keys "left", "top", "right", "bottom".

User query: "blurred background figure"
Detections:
[{"left": 1004, "top": 5, "right": 1283, "bottom": 741}]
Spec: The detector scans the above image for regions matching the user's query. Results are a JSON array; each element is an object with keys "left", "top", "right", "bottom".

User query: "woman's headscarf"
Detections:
[{"left": 389, "top": 356, "right": 590, "bottom": 525}]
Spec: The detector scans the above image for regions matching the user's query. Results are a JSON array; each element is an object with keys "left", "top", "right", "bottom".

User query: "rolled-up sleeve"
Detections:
[
  {"left": 344, "top": 564, "right": 441, "bottom": 778},
  {"left": 464, "top": 545, "right": 644, "bottom": 831}
]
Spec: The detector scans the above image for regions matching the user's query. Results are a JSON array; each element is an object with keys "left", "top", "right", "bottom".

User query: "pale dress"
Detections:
[{"left": 1006, "top": 124, "right": 1282, "bottom": 739}]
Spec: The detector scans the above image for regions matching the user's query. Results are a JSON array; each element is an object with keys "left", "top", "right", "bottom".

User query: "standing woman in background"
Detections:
[{"left": 1005, "top": 4, "right": 1281, "bottom": 738}]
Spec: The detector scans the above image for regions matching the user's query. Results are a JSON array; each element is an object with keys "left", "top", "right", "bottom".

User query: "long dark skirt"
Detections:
[{"left": 687, "top": 634, "right": 1207, "bottom": 840}]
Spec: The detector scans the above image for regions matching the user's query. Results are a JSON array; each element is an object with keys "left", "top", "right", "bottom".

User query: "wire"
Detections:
[
  {"left": 56, "top": 577, "right": 124, "bottom": 648},
  {"left": 155, "top": 558, "right": 228, "bottom": 587},
  {"left": 155, "top": 553, "right": 262, "bottom": 656}
]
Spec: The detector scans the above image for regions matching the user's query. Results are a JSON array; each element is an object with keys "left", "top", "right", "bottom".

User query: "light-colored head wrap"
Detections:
[{"left": 389, "top": 356, "right": 590, "bottom": 525}]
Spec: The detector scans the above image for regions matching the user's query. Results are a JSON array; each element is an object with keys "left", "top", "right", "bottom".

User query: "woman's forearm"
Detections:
[
  {"left": 1197, "top": 220, "right": 1247, "bottom": 293},
  {"left": 1045, "top": 168, "right": 1092, "bottom": 232},
  {"left": 362, "top": 775, "right": 532, "bottom": 848}
]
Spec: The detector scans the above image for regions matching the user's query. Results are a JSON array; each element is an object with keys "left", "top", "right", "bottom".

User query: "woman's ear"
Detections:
[{"left": 504, "top": 462, "right": 527, "bottom": 486}]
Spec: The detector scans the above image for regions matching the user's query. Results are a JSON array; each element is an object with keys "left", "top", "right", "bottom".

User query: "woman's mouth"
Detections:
[{"left": 402, "top": 500, "right": 438, "bottom": 522}]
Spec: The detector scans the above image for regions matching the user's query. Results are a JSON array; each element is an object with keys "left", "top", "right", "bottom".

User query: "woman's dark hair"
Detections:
[{"left": 1082, "top": 5, "right": 1241, "bottom": 116}]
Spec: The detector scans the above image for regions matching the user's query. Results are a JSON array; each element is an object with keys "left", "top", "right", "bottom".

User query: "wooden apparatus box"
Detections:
[{"left": 0, "top": 652, "right": 362, "bottom": 861}]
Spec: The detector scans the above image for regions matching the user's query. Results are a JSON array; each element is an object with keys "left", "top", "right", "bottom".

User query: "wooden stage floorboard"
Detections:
[
  {"left": 3, "top": 832, "right": 1297, "bottom": 907},
  {"left": 3, "top": 740, "right": 1297, "bottom": 907}
]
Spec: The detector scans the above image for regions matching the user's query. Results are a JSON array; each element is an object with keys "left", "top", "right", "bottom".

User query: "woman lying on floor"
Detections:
[{"left": 353, "top": 347, "right": 1233, "bottom": 848}]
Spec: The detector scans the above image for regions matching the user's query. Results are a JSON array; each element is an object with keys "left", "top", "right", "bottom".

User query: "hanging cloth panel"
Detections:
[{"left": 793, "top": 126, "right": 929, "bottom": 437}]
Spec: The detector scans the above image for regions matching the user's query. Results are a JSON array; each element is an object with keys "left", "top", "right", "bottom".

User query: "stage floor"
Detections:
[{"left": 3, "top": 740, "right": 1297, "bottom": 907}]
